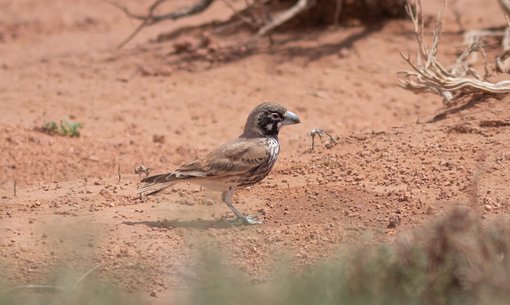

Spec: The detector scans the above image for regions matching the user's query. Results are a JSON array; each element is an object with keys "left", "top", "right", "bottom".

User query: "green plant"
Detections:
[{"left": 38, "top": 121, "right": 83, "bottom": 137}]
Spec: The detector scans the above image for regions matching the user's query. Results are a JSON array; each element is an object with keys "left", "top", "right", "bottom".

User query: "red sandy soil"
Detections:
[{"left": 1, "top": 0, "right": 509, "bottom": 302}]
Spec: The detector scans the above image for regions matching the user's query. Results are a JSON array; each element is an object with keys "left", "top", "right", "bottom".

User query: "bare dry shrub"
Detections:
[
  {"left": 399, "top": 0, "right": 510, "bottom": 103},
  {"left": 271, "top": 0, "right": 407, "bottom": 29},
  {"left": 106, "top": 0, "right": 408, "bottom": 47}
]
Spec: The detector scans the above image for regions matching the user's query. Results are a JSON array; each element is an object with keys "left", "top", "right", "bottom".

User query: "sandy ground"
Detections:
[{"left": 1, "top": 0, "right": 510, "bottom": 302}]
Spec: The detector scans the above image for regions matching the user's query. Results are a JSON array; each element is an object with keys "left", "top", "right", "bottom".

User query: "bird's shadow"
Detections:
[{"left": 122, "top": 218, "right": 244, "bottom": 230}]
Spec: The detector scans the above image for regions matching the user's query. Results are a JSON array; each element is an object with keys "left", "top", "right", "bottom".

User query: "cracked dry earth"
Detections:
[{"left": 1, "top": 0, "right": 510, "bottom": 303}]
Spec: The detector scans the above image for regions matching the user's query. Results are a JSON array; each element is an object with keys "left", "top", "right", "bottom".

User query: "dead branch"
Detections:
[
  {"left": 110, "top": 0, "right": 165, "bottom": 49},
  {"left": 461, "top": 1, "right": 509, "bottom": 43},
  {"left": 106, "top": 0, "right": 407, "bottom": 47},
  {"left": 104, "top": 0, "right": 215, "bottom": 48},
  {"left": 221, "top": 0, "right": 259, "bottom": 29},
  {"left": 463, "top": 30, "right": 506, "bottom": 45},
  {"left": 399, "top": 0, "right": 510, "bottom": 102},
  {"left": 105, "top": 0, "right": 215, "bottom": 24},
  {"left": 257, "top": 0, "right": 315, "bottom": 36},
  {"left": 256, "top": 0, "right": 272, "bottom": 25},
  {"left": 464, "top": 3, "right": 510, "bottom": 73},
  {"left": 479, "top": 44, "right": 491, "bottom": 80},
  {"left": 497, "top": 17, "right": 510, "bottom": 72},
  {"left": 451, "top": 40, "right": 485, "bottom": 79}
]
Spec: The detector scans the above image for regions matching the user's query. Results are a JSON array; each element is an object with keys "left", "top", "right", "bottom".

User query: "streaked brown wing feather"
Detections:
[
  {"left": 138, "top": 138, "right": 270, "bottom": 195},
  {"left": 175, "top": 138, "right": 269, "bottom": 177}
]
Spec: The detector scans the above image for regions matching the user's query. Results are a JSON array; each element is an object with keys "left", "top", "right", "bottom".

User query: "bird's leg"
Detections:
[
  {"left": 221, "top": 190, "right": 244, "bottom": 219},
  {"left": 221, "top": 189, "right": 262, "bottom": 225}
]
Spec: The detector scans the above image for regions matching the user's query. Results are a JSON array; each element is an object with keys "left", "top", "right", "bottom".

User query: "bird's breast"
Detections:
[
  {"left": 267, "top": 137, "right": 280, "bottom": 165},
  {"left": 235, "top": 137, "right": 280, "bottom": 187}
]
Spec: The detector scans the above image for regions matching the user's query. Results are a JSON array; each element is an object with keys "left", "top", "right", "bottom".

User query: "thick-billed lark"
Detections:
[{"left": 138, "top": 102, "right": 300, "bottom": 224}]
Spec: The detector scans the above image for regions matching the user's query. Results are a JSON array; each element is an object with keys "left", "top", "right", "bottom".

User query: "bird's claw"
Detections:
[{"left": 242, "top": 215, "right": 262, "bottom": 225}]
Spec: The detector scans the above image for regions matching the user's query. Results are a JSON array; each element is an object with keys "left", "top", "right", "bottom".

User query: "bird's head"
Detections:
[{"left": 241, "top": 102, "right": 301, "bottom": 138}]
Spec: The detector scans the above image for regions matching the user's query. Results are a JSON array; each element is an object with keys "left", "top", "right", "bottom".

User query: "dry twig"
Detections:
[
  {"left": 258, "top": 0, "right": 315, "bottom": 36},
  {"left": 399, "top": 0, "right": 510, "bottom": 102},
  {"left": 221, "top": 0, "right": 259, "bottom": 29},
  {"left": 103, "top": 0, "right": 215, "bottom": 48},
  {"left": 462, "top": 2, "right": 510, "bottom": 73},
  {"left": 496, "top": 16, "right": 510, "bottom": 72}
]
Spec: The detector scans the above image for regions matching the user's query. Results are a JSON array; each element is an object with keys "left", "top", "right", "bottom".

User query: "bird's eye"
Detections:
[{"left": 270, "top": 112, "right": 280, "bottom": 120}]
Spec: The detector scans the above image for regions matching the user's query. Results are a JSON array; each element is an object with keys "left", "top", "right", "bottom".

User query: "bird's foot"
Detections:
[
  {"left": 241, "top": 215, "right": 262, "bottom": 225},
  {"left": 229, "top": 215, "right": 262, "bottom": 225}
]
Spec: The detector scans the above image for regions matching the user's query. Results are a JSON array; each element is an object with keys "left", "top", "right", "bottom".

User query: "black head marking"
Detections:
[{"left": 242, "top": 103, "right": 287, "bottom": 138}]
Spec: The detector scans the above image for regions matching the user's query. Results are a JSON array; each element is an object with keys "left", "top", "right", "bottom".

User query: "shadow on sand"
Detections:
[{"left": 123, "top": 217, "right": 245, "bottom": 230}]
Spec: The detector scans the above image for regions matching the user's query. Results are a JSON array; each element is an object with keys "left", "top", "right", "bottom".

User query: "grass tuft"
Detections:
[
  {"left": 37, "top": 121, "right": 83, "bottom": 137},
  {"left": 187, "top": 206, "right": 510, "bottom": 305},
  {"left": 3, "top": 206, "right": 510, "bottom": 305}
]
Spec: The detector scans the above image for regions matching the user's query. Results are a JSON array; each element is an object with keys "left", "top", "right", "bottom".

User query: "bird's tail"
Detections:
[{"left": 137, "top": 173, "right": 178, "bottom": 196}]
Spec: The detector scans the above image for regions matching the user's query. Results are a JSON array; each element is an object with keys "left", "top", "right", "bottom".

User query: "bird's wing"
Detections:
[
  {"left": 138, "top": 138, "right": 270, "bottom": 195},
  {"left": 175, "top": 138, "right": 270, "bottom": 177}
]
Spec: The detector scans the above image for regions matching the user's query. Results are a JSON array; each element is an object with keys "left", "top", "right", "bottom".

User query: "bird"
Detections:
[{"left": 137, "top": 102, "right": 301, "bottom": 225}]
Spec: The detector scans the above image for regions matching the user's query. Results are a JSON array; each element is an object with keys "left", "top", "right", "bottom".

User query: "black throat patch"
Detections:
[{"left": 258, "top": 116, "right": 280, "bottom": 137}]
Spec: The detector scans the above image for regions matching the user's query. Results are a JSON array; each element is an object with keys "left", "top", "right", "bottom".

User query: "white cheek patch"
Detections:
[{"left": 265, "top": 123, "right": 273, "bottom": 131}]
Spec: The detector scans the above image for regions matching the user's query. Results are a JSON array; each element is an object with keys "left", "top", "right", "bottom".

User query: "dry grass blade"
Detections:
[
  {"left": 399, "top": 0, "right": 510, "bottom": 102},
  {"left": 2, "top": 264, "right": 101, "bottom": 294}
]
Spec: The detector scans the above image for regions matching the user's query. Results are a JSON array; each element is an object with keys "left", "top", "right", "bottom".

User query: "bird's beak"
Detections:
[{"left": 282, "top": 111, "right": 301, "bottom": 126}]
